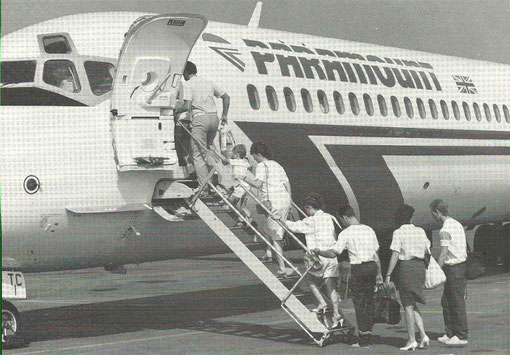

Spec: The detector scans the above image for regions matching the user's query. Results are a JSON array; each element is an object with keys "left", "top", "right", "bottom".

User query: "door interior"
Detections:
[{"left": 110, "top": 14, "right": 207, "bottom": 172}]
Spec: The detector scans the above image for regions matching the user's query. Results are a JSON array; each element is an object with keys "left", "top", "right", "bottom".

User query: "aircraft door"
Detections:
[{"left": 110, "top": 14, "right": 207, "bottom": 171}]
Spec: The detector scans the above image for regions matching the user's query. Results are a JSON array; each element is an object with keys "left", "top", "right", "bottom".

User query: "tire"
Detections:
[{"left": 2, "top": 300, "right": 20, "bottom": 344}]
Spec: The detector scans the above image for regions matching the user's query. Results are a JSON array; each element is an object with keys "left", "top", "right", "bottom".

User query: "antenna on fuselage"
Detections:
[{"left": 248, "top": 1, "right": 262, "bottom": 28}]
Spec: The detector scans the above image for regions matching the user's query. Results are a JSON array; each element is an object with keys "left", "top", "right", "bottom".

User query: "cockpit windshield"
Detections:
[
  {"left": 84, "top": 61, "right": 115, "bottom": 96},
  {"left": 42, "top": 60, "right": 81, "bottom": 93},
  {"left": 1, "top": 61, "right": 37, "bottom": 85}
]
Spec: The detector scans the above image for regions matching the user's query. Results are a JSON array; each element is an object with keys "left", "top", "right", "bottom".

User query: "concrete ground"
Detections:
[{"left": 5, "top": 250, "right": 510, "bottom": 354}]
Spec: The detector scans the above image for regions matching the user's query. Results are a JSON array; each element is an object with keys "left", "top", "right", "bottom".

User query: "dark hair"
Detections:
[
  {"left": 337, "top": 205, "right": 355, "bottom": 218},
  {"left": 430, "top": 199, "right": 449, "bottom": 216},
  {"left": 232, "top": 144, "right": 247, "bottom": 159},
  {"left": 395, "top": 204, "right": 415, "bottom": 226},
  {"left": 184, "top": 61, "right": 197, "bottom": 75},
  {"left": 303, "top": 194, "right": 323, "bottom": 210},
  {"left": 250, "top": 141, "right": 272, "bottom": 159}
]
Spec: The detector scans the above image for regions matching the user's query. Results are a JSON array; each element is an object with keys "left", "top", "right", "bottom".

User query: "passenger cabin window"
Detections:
[
  {"left": 333, "top": 91, "right": 345, "bottom": 114},
  {"left": 1, "top": 61, "right": 37, "bottom": 85},
  {"left": 42, "top": 35, "right": 72, "bottom": 54},
  {"left": 473, "top": 103, "right": 482, "bottom": 121},
  {"left": 452, "top": 101, "right": 461, "bottom": 120},
  {"left": 391, "top": 96, "right": 401, "bottom": 117},
  {"left": 483, "top": 103, "right": 492, "bottom": 122},
  {"left": 378, "top": 95, "right": 387, "bottom": 117},
  {"left": 503, "top": 105, "right": 510, "bottom": 123},
  {"left": 84, "top": 61, "right": 115, "bottom": 96},
  {"left": 43, "top": 60, "right": 81, "bottom": 93},
  {"left": 416, "top": 98, "right": 426, "bottom": 119},
  {"left": 317, "top": 90, "right": 329, "bottom": 113},
  {"left": 247, "top": 84, "right": 260, "bottom": 110},
  {"left": 363, "top": 94, "right": 374, "bottom": 116},
  {"left": 463, "top": 102, "right": 471, "bottom": 121},
  {"left": 283, "top": 87, "right": 296, "bottom": 112},
  {"left": 440, "top": 100, "right": 449, "bottom": 120},
  {"left": 404, "top": 97, "right": 414, "bottom": 118},
  {"left": 493, "top": 104, "right": 501, "bottom": 123},
  {"left": 301, "top": 89, "right": 313, "bottom": 112},
  {"left": 429, "top": 99, "right": 438, "bottom": 119},
  {"left": 349, "top": 92, "right": 360, "bottom": 115},
  {"left": 266, "top": 86, "right": 279, "bottom": 111}
]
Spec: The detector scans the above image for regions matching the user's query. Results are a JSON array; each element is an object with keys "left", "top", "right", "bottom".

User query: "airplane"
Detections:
[{"left": 1, "top": 1, "right": 509, "bottom": 346}]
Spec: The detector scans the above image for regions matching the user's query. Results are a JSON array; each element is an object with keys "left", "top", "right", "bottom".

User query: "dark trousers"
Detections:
[
  {"left": 350, "top": 261, "right": 377, "bottom": 333},
  {"left": 442, "top": 262, "right": 468, "bottom": 340}
]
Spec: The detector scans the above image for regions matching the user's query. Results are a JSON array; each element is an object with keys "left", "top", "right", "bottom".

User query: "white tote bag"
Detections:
[{"left": 424, "top": 247, "right": 446, "bottom": 289}]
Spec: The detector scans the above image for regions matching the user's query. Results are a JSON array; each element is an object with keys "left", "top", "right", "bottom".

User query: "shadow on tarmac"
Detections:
[{"left": 20, "top": 283, "right": 313, "bottom": 344}]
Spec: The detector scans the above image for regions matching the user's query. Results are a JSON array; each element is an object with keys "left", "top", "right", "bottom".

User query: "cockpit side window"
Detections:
[
  {"left": 42, "top": 35, "right": 72, "bottom": 54},
  {"left": 1, "top": 61, "right": 37, "bottom": 85},
  {"left": 84, "top": 61, "right": 115, "bottom": 96},
  {"left": 43, "top": 60, "right": 81, "bottom": 93}
]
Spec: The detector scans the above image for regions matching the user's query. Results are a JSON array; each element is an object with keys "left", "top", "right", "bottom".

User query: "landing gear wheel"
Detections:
[{"left": 2, "top": 300, "right": 19, "bottom": 346}]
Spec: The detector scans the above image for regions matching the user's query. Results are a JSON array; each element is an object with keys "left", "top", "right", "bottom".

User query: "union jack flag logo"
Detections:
[{"left": 453, "top": 75, "right": 477, "bottom": 94}]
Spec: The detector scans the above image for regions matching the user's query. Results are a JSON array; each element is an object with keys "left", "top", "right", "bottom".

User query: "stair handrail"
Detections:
[{"left": 176, "top": 120, "right": 314, "bottom": 255}]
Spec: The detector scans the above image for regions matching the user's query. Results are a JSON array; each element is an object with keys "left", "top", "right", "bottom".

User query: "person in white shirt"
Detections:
[
  {"left": 385, "top": 204, "right": 431, "bottom": 351},
  {"left": 430, "top": 199, "right": 468, "bottom": 346},
  {"left": 314, "top": 205, "right": 383, "bottom": 348},
  {"left": 175, "top": 61, "right": 230, "bottom": 192},
  {"left": 282, "top": 195, "right": 349, "bottom": 329},
  {"left": 226, "top": 144, "right": 254, "bottom": 228},
  {"left": 241, "top": 142, "right": 292, "bottom": 278}
]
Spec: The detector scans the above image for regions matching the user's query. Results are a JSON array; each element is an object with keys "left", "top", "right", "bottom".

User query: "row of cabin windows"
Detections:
[{"left": 247, "top": 85, "right": 510, "bottom": 124}]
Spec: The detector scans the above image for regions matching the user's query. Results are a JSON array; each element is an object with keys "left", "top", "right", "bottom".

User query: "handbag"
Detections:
[
  {"left": 465, "top": 243, "right": 485, "bottom": 280},
  {"left": 424, "top": 246, "right": 446, "bottom": 289},
  {"left": 373, "top": 284, "right": 401, "bottom": 325},
  {"left": 255, "top": 162, "right": 272, "bottom": 215}
]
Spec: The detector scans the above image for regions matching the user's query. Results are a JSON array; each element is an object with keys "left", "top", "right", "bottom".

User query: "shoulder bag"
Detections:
[{"left": 465, "top": 242, "right": 485, "bottom": 280}]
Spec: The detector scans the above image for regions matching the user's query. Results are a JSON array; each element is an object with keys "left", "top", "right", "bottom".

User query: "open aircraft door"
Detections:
[{"left": 110, "top": 14, "right": 207, "bottom": 172}]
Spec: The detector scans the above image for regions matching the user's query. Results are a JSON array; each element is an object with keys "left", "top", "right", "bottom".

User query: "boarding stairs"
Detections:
[{"left": 176, "top": 121, "right": 353, "bottom": 347}]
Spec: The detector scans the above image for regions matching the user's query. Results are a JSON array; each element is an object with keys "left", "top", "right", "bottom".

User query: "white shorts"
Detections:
[{"left": 310, "top": 256, "right": 340, "bottom": 278}]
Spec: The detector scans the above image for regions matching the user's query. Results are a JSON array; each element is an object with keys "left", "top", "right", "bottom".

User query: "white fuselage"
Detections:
[{"left": 1, "top": 12, "right": 509, "bottom": 272}]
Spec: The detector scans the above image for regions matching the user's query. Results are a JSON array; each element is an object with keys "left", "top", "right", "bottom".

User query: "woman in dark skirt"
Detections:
[{"left": 385, "top": 204, "right": 431, "bottom": 351}]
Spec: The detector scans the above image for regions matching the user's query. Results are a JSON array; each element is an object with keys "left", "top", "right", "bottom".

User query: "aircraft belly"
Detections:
[
  {"left": 2, "top": 206, "right": 232, "bottom": 272},
  {"left": 385, "top": 155, "right": 510, "bottom": 228}
]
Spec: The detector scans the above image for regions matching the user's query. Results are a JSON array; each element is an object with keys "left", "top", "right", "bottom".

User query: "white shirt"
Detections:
[
  {"left": 230, "top": 158, "right": 251, "bottom": 190},
  {"left": 440, "top": 217, "right": 467, "bottom": 265},
  {"left": 286, "top": 210, "right": 336, "bottom": 250},
  {"left": 390, "top": 224, "right": 431, "bottom": 261},
  {"left": 255, "top": 160, "right": 290, "bottom": 206},
  {"left": 335, "top": 224, "right": 380, "bottom": 265},
  {"left": 182, "top": 75, "right": 225, "bottom": 115}
]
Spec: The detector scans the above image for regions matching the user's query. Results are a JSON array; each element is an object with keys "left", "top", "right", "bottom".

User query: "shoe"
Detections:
[
  {"left": 444, "top": 336, "right": 468, "bottom": 345},
  {"left": 330, "top": 318, "right": 346, "bottom": 329},
  {"left": 311, "top": 305, "right": 328, "bottom": 314},
  {"left": 418, "top": 335, "right": 430, "bottom": 349},
  {"left": 260, "top": 256, "right": 273, "bottom": 263},
  {"left": 399, "top": 341, "right": 417, "bottom": 351},
  {"left": 276, "top": 269, "right": 296, "bottom": 279},
  {"left": 351, "top": 343, "right": 370, "bottom": 348},
  {"left": 437, "top": 334, "right": 451, "bottom": 344}
]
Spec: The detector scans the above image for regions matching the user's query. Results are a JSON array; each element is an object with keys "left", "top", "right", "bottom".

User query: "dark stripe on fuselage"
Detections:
[
  {"left": 236, "top": 122, "right": 510, "bottom": 230},
  {"left": 1, "top": 87, "right": 87, "bottom": 106}
]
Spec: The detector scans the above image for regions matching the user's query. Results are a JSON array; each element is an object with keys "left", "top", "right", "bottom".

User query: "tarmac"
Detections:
[{"left": 5, "top": 249, "right": 510, "bottom": 354}]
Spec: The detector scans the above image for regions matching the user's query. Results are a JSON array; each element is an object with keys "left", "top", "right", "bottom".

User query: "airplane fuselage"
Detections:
[{"left": 1, "top": 12, "right": 509, "bottom": 272}]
